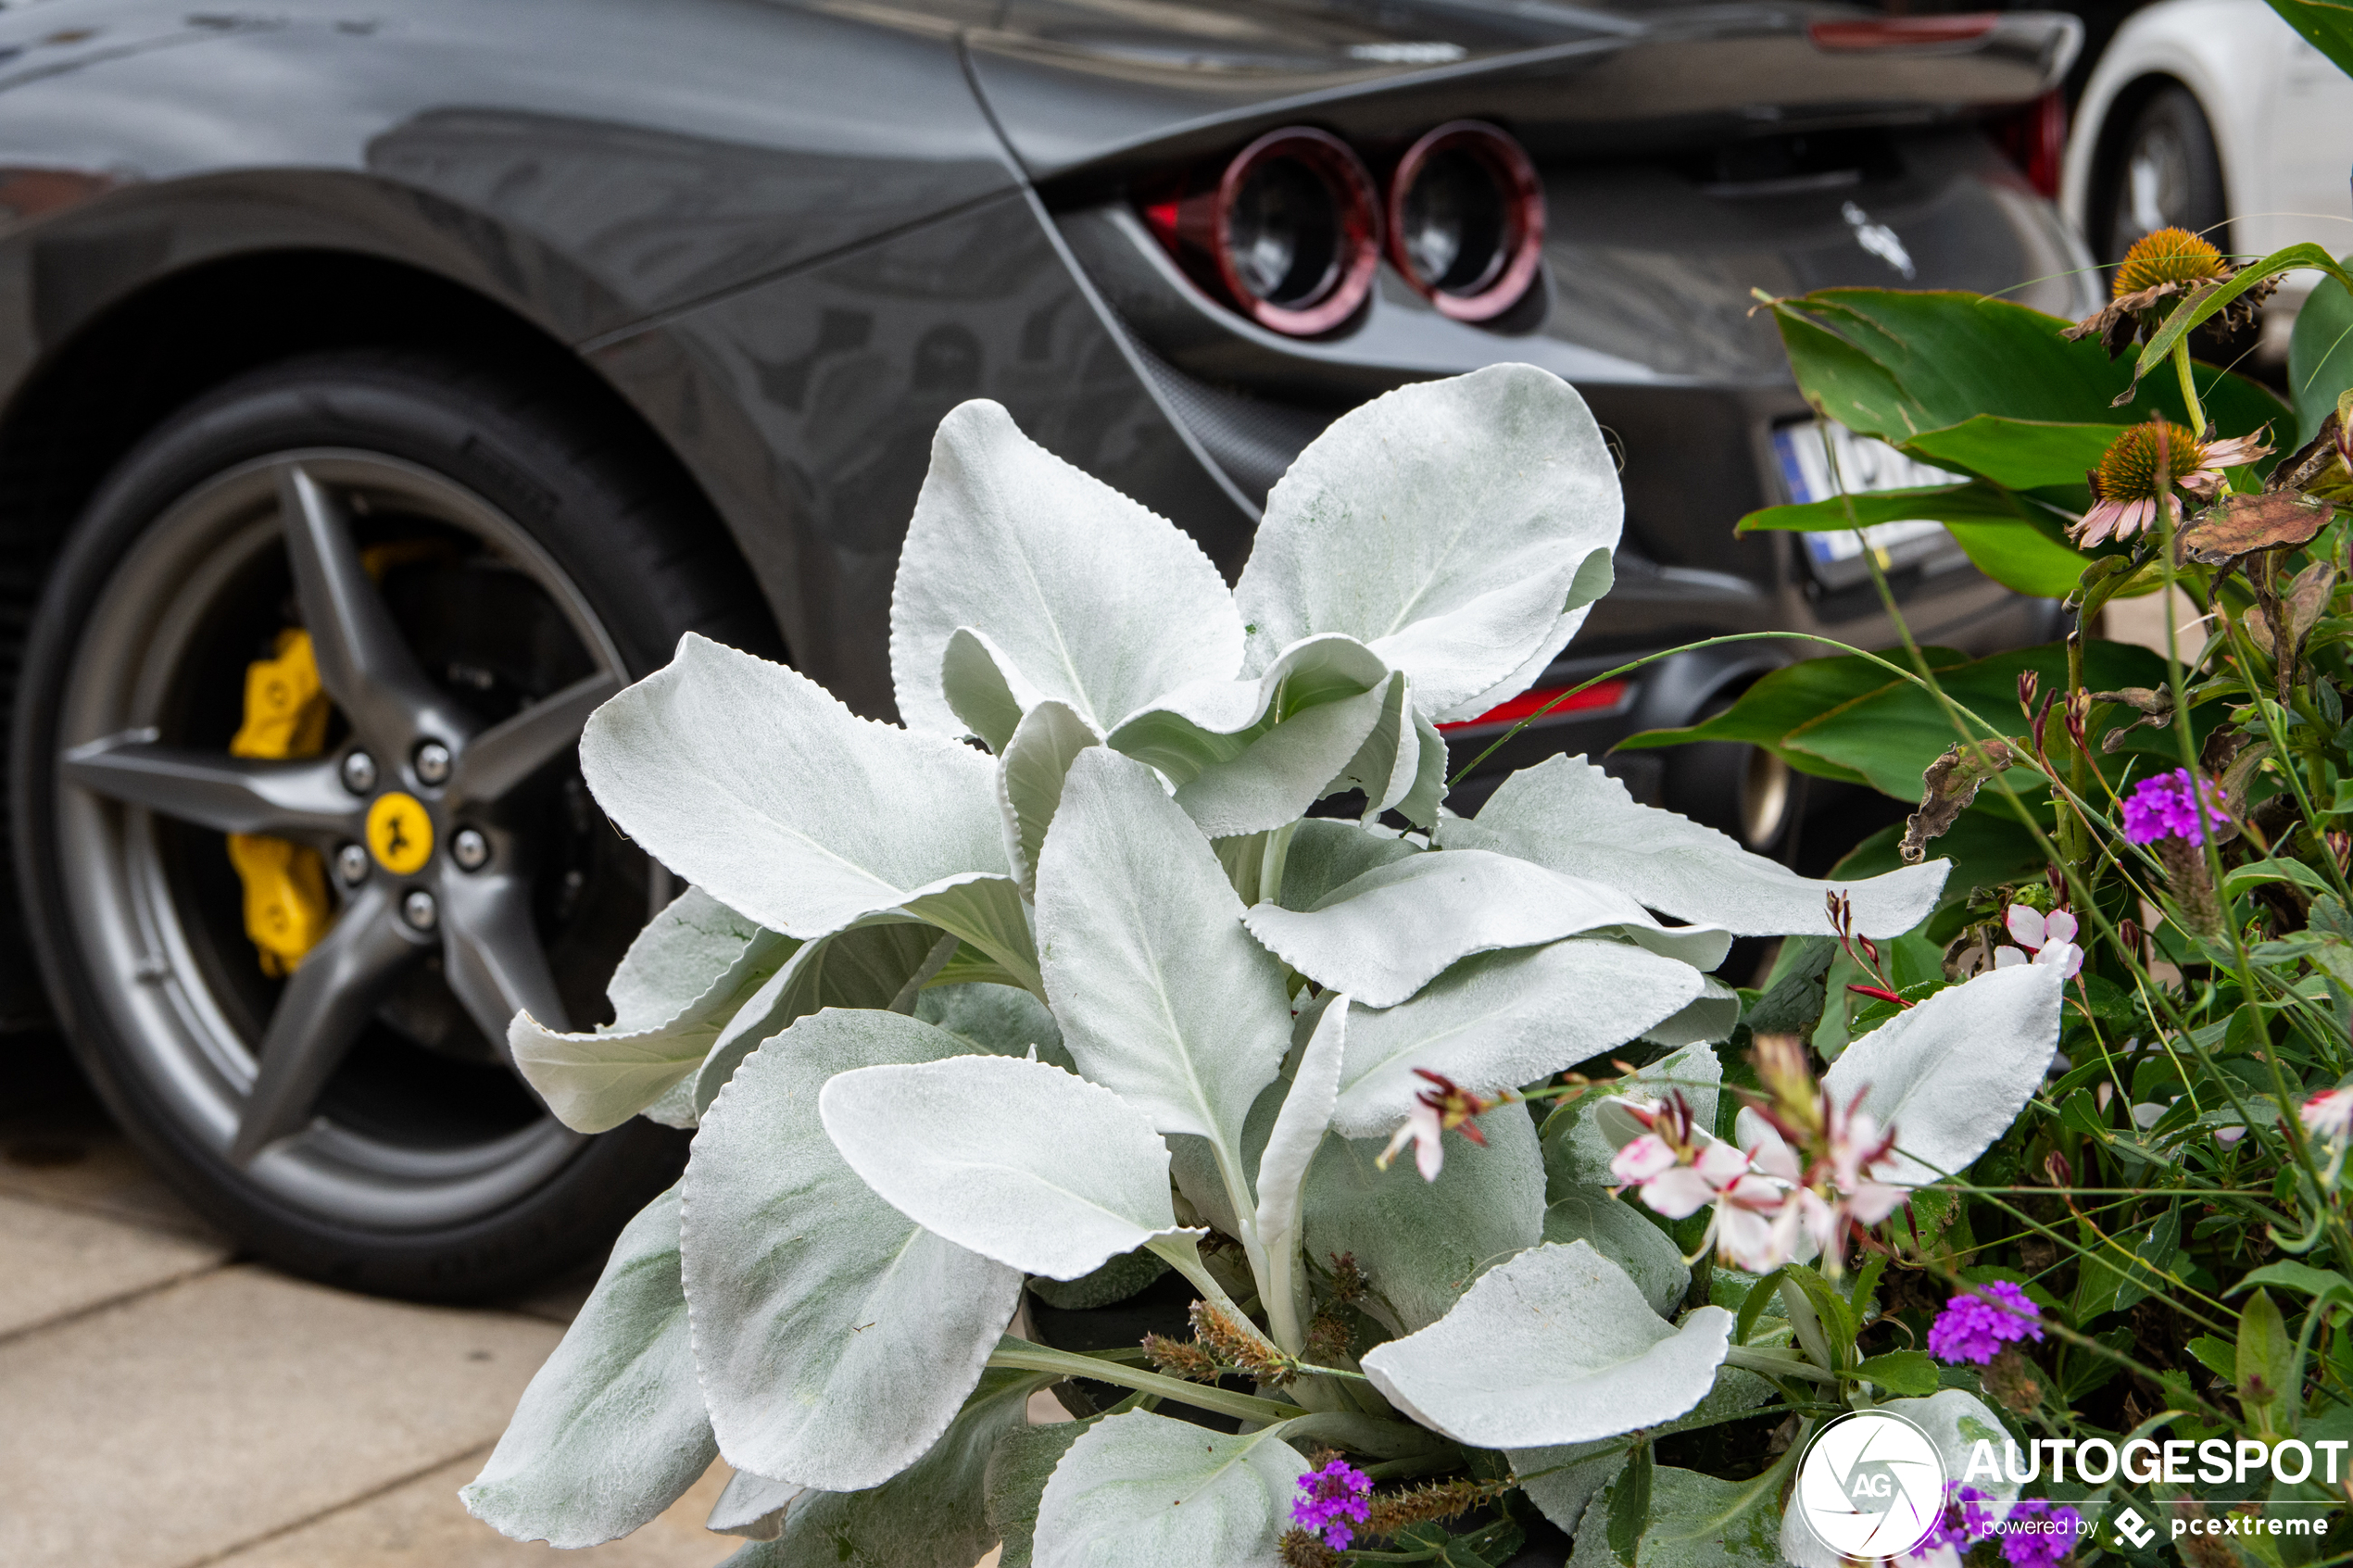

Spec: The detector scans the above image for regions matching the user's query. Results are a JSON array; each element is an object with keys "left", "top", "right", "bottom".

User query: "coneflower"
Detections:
[
  {"left": 2063, "top": 227, "right": 2275, "bottom": 358},
  {"left": 2071, "top": 419, "right": 2271, "bottom": 546}
]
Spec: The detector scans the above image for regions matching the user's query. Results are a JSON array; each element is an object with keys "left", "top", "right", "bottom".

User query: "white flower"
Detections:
[
  {"left": 1379, "top": 1100, "right": 1445, "bottom": 1182},
  {"left": 2303, "top": 1088, "right": 2353, "bottom": 1144},
  {"left": 1609, "top": 1133, "right": 1679, "bottom": 1186},
  {"left": 1994, "top": 903, "right": 2082, "bottom": 979}
]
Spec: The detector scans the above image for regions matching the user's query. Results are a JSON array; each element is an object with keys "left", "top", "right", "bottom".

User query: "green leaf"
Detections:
[
  {"left": 913, "top": 982, "right": 1072, "bottom": 1073},
  {"left": 1736, "top": 480, "right": 2025, "bottom": 533},
  {"left": 461, "top": 1186, "right": 715, "bottom": 1548},
  {"left": 1855, "top": 1350, "right": 1940, "bottom": 1397},
  {"left": 682, "top": 1009, "right": 1026, "bottom": 1491},
  {"left": 818, "top": 1054, "right": 1188, "bottom": 1281},
  {"left": 2290, "top": 262, "right": 2353, "bottom": 445},
  {"left": 2136, "top": 244, "right": 2353, "bottom": 385},
  {"left": 1820, "top": 963, "right": 2067, "bottom": 1186},
  {"left": 1542, "top": 1041, "right": 1722, "bottom": 1192},
  {"left": 1606, "top": 1440, "right": 1654, "bottom": 1567},
  {"left": 1236, "top": 362, "right": 1621, "bottom": 721},
  {"left": 996, "top": 698, "right": 1097, "bottom": 898},
  {"left": 1269, "top": 818, "right": 1422, "bottom": 910},
  {"left": 1394, "top": 1520, "right": 1529, "bottom": 1567},
  {"left": 1617, "top": 649, "right": 1914, "bottom": 785},
  {"left": 1777, "top": 641, "right": 2163, "bottom": 803},
  {"left": 1245, "top": 847, "right": 1724, "bottom": 1011},
  {"left": 984, "top": 1421, "right": 1088, "bottom": 1568},
  {"left": 1905, "top": 415, "right": 2125, "bottom": 490},
  {"left": 1359, "top": 1241, "right": 1733, "bottom": 1447},
  {"left": 1768, "top": 287, "right": 2284, "bottom": 444},
  {"left": 1031, "top": 1408, "right": 1310, "bottom": 1566},
  {"left": 1303, "top": 1101, "right": 1545, "bottom": 1333},
  {"left": 726, "top": 1366, "right": 1054, "bottom": 1568},
  {"left": 888, "top": 397, "right": 1243, "bottom": 739},
  {"left": 2223, "top": 858, "right": 2342, "bottom": 901},
  {"left": 2073, "top": 1206, "right": 2182, "bottom": 1322},
  {"left": 2263, "top": 0, "right": 2353, "bottom": 88},
  {"left": 1572, "top": 1462, "right": 1785, "bottom": 1568},
  {"left": 1440, "top": 753, "right": 1947, "bottom": 937},
  {"left": 1543, "top": 1186, "right": 1691, "bottom": 1319},
  {"left": 510, "top": 885, "right": 795, "bottom": 1133},
  {"left": 1940, "top": 515, "right": 2108, "bottom": 599},
  {"left": 1326, "top": 936, "right": 1707, "bottom": 1138},
  {"left": 2237, "top": 1287, "right": 2298, "bottom": 1432},
  {"left": 2233, "top": 1261, "right": 2353, "bottom": 1310},
  {"left": 1034, "top": 749, "right": 1294, "bottom": 1152},
  {"left": 1513, "top": 1366, "right": 1771, "bottom": 1537},
  {"left": 1733, "top": 1268, "right": 1788, "bottom": 1348},
  {"left": 1025, "top": 1250, "right": 1169, "bottom": 1311},
  {"left": 1780, "top": 1265, "right": 1856, "bottom": 1368},
  {"left": 587, "top": 634, "right": 1014, "bottom": 939},
  {"left": 2188, "top": 1334, "right": 2238, "bottom": 1381},
  {"left": 692, "top": 922, "right": 958, "bottom": 1113}
]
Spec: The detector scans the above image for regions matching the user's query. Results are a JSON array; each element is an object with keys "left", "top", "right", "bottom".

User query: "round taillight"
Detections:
[
  {"left": 1144, "top": 128, "right": 1381, "bottom": 336},
  {"left": 1384, "top": 121, "right": 1544, "bottom": 322}
]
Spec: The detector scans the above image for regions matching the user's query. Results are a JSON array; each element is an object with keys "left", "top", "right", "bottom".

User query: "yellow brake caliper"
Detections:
[{"left": 225, "top": 630, "right": 334, "bottom": 975}]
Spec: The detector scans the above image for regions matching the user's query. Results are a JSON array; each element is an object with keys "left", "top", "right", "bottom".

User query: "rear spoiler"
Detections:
[{"left": 976, "top": 6, "right": 2082, "bottom": 184}]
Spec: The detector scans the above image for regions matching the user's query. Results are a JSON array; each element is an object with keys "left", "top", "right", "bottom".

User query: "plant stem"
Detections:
[
  {"left": 1260, "top": 819, "right": 1297, "bottom": 909},
  {"left": 2173, "top": 338, "right": 2210, "bottom": 436},
  {"left": 1724, "top": 1345, "right": 1842, "bottom": 1384},
  {"left": 987, "top": 1338, "right": 1303, "bottom": 1425}
]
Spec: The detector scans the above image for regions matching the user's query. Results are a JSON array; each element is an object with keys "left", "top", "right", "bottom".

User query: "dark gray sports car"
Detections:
[{"left": 0, "top": 0, "right": 2089, "bottom": 1294}]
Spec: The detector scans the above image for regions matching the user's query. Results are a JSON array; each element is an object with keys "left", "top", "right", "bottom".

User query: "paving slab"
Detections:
[
  {"left": 209, "top": 1453, "right": 737, "bottom": 1568},
  {"left": 0, "top": 1264, "right": 562, "bottom": 1568},
  {"left": 0, "top": 1190, "right": 225, "bottom": 1339},
  {"left": 0, "top": 1035, "right": 224, "bottom": 1242}
]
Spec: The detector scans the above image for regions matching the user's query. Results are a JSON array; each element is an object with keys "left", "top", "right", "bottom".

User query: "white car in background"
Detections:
[{"left": 2062, "top": 0, "right": 2353, "bottom": 358}]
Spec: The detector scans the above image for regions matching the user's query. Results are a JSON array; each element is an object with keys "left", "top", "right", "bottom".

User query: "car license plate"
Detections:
[{"left": 1771, "top": 420, "right": 1963, "bottom": 570}]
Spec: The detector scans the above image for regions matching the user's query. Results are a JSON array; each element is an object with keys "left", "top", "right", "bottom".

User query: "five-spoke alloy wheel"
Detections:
[{"left": 15, "top": 353, "right": 759, "bottom": 1297}]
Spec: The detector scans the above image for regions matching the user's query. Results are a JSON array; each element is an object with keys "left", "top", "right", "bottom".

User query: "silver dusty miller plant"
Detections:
[{"left": 459, "top": 365, "right": 2065, "bottom": 1566}]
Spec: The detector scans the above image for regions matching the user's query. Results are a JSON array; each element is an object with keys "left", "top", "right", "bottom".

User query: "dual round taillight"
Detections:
[
  {"left": 1386, "top": 121, "right": 1546, "bottom": 322},
  {"left": 1140, "top": 121, "right": 1544, "bottom": 337}
]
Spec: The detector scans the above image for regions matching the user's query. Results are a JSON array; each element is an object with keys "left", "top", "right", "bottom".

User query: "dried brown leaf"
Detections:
[
  {"left": 2177, "top": 491, "right": 2334, "bottom": 565},
  {"left": 1899, "top": 738, "right": 2015, "bottom": 864}
]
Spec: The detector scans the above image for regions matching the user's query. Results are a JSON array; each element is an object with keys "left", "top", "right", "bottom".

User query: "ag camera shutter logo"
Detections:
[{"left": 1795, "top": 1410, "right": 1946, "bottom": 1560}]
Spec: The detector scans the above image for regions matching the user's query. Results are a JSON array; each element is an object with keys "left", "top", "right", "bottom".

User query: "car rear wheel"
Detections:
[
  {"left": 2102, "top": 83, "right": 2229, "bottom": 264},
  {"left": 14, "top": 350, "right": 761, "bottom": 1298}
]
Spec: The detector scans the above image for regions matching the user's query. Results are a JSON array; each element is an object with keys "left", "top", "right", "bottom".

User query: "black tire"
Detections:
[
  {"left": 2100, "top": 83, "right": 2231, "bottom": 267},
  {"left": 13, "top": 349, "right": 767, "bottom": 1299}
]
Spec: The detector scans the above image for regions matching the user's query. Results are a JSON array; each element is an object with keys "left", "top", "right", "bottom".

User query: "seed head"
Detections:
[
  {"left": 2113, "top": 226, "right": 2230, "bottom": 297},
  {"left": 2095, "top": 420, "right": 2205, "bottom": 502}
]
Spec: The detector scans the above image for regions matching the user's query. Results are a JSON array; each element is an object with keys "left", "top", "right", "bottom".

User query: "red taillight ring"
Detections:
[
  {"left": 1384, "top": 120, "right": 1545, "bottom": 323},
  {"left": 1209, "top": 127, "right": 1382, "bottom": 336}
]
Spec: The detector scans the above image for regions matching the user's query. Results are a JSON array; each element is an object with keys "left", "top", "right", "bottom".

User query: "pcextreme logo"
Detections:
[{"left": 1794, "top": 1411, "right": 1945, "bottom": 1560}]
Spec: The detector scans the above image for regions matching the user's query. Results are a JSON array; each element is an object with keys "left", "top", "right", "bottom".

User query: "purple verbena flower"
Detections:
[
  {"left": 1910, "top": 1481, "right": 1995, "bottom": 1560},
  {"left": 2120, "top": 768, "right": 2228, "bottom": 847},
  {"left": 1291, "top": 1459, "right": 1372, "bottom": 1550},
  {"left": 1927, "top": 1280, "right": 2045, "bottom": 1365},
  {"left": 1998, "top": 1498, "right": 2084, "bottom": 1568}
]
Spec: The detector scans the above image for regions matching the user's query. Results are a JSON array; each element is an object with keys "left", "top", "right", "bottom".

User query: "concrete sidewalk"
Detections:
[{"left": 0, "top": 1036, "right": 999, "bottom": 1568}]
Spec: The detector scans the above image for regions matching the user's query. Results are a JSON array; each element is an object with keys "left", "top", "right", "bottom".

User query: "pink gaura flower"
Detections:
[
  {"left": 1377, "top": 1070, "right": 1496, "bottom": 1183},
  {"left": 1994, "top": 904, "right": 2082, "bottom": 980},
  {"left": 2302, "top": 1087, "right": 2353, "bottom": 1144}
]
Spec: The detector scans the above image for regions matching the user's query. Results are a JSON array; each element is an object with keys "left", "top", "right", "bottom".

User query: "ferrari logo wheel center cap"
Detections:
[{"left": 366, "top": 791, "right": 434, "bottom": 875}]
